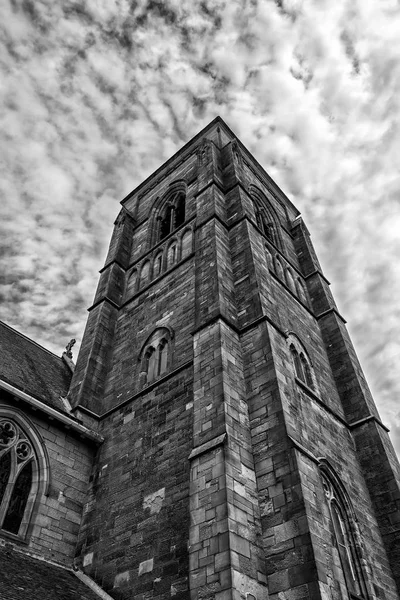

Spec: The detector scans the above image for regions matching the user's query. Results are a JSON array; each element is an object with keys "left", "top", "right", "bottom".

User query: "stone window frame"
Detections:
[
  {"left": 0, "top": 406, "right": 50, "bottom": 541},
  {"left": 148, "top": 181, "right": 187, "bottom": 248},
  {"left": 287, "top": 333, "right": 316, "bottom": 391},
  {"left": 250, "top": 185, "right": 283, "bottom": 250},
  {"left": 138, "top": 327, "right": 174, "bottom": 387},
  {"left": 319, "top": 459, "right": 368, "bottom": 600}
]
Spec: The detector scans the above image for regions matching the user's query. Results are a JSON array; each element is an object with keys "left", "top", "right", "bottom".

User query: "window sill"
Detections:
[
  {"left": 294, "top": 377, "right": 318, "bottom": 400},
  {"left": 0, "top": 529, "right": 28, "bottom": 545}
]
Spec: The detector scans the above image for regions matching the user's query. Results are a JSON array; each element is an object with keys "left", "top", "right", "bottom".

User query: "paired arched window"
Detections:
[
  {"left": 0, "top": 415, "right": 45, "bottom": 539},
  {"left": 139, "top": 327, "right": 173, "bottom": 386},
  {"left": 288, "top": 335, "right": 315, "bottom": 390},
  {"left": 320, "top": 466, "right": 366, "bottom": 599},
  {"left": 158, "top": 192, "right": 185, "bottom": 242},
  {"left": 250, "top": 186, "right": 282, "bottom": 249}
]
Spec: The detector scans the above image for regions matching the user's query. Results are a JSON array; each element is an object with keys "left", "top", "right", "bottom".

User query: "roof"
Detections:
[
  {"left": 0, "top": 321, "right": 72, "bottom": 414},
  {"left": 0, "top": 545, "right": 108, "bottom": 600}
]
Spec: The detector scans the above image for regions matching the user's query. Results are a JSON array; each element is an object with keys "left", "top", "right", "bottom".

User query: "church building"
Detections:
[{"left": 1, "top": 117, "right": 400, "bottom": 600}]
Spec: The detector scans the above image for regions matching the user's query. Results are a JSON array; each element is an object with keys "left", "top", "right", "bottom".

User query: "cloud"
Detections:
[{"left": 1, "top": 0, "right": 400, "bottom": 453}]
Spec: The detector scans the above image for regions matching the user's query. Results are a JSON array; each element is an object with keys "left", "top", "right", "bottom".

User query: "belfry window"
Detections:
[
  {"left": 321, "top": 472, "right": 366, "bottom": 599},
  {"left": 250, "top": 186, "right": 282, "bottom": 250},
  {"left": 0, "top": 419, "right": 36, "bottom": 537},
  {"left": 159, "top": 192, "right": 186, "bottom": 241}
]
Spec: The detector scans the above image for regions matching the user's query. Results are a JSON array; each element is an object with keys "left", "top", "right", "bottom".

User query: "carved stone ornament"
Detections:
[
  {"left": 0, "top": 420, "right": 17, "bottom": 448},
  {"left": 231, "top": 139, "right": 243, "bottom": 166},
  {"left": 197, "top": 139, "right": 212, "bottom": 166},
  {"left": 65, "top": 338, "right": 76, "bottom": 359}
]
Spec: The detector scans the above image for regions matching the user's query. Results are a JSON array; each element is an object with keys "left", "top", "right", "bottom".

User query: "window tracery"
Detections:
[
  {"left": 0, "top": 419, "right": 35, "bottom": 537},
  {"left": 288, "top": 335, "right": 315, "bottom": 390},
  {"left": 250, "top": 186, "right": 282, "bottom": 250},
  {"left": 158, "top": 191, "right": 186, "bottom": 242},
  {"left": 321, "top": 469, "right": 366, "bottom": 599}
]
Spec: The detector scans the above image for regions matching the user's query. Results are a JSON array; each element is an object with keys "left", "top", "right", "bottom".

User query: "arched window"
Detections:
[
  {"left": 250, "top": 186, "right": 282, "bottom": 250},
  {"left": 290, "top": 345, "right": 303, "bottom": 381},
  {"left": 167, "top": 243, "right": 177, "bottom": 269},
  {"left": 300, "top": 353, "right": 313, "bottom": 388},
  {"left": 285, "top": 268, "right": 296, "bottom": 293},
  {"left": 320, "top": 467, "right": 367, "bottom": 599},
  {"left": 158, "top": 191, "right": 186, "bottom": 242},
  {"left": 288, "top": 335, "right": 315, "bottom": 390},
  {"left": 264, "top": 245, "right": 274, "bottom": 271},
  {"left": 153, "top": 253, "right": 163, "bottom": 279},
  {"left": 157, "top": 339, "right": 168, "bottom": 377},
  {"left": 139, "top": 261, "right": 150, "bottom": 289},
  {"left": 126, "top": 269, "right": 138, "bottom": 297},
  {"left": 145, "top": 347, "right": 157, "bottom": 383},
  {"left": 139, "top": 327, "right": 173, "bottom": 386},
  {"left": 296, "top": 278, "right": 309, "bottom": 307},
  {"left": 0, "top": 418, "right": 38, "bottom": 537},
  {"left": 275, "top": 256, "right": 284, "bottom": 280}
]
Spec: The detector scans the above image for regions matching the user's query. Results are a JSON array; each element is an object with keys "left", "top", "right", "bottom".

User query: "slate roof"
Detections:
[
  {"left": 0, "top": 321, "right": 72, "bottom": 414},
  {"left": 0, "top": 545, "right": 108, "bottom": 600}
]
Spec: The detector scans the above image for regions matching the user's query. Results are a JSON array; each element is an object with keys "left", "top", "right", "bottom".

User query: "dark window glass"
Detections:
[
  {"left": 159, "top": 192, "right": 186, "bottom": 242},
  {"left": 160, "top": 205, "right": 173, "bottom": 240},
  {"left": 174, "top": 193, "right": 185, "bottom": 228},
  {"left": 146, "top": 347, "right": 157, "bottom": 383},
  {"left": 331, "top": 502, "right": 362, "bottom": 597},
  {"left": 158, "top": 341, "right": 168, "bottom": 376},
  {"left": 301, "top": 355, "right": 314, "bottom": 388},
  {"left": 0, "top": 452, "right": 11, "bottom": 505},
  {"left": 3, "top": 461, "right": 32, "bottom": 535}
]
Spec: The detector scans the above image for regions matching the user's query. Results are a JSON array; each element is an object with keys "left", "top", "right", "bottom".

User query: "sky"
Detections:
[{"left": 1, "top": 0, "right": 400, "bottom": 453}]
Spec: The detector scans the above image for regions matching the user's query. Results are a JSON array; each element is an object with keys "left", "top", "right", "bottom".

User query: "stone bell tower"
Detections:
[{"left": 69, "top": 117, "right": 400, "bottom": 600}]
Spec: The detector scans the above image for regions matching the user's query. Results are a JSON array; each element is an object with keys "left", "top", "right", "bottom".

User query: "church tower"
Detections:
[{"left": 69, "top": 117, "right": 400, "bottom": 600}]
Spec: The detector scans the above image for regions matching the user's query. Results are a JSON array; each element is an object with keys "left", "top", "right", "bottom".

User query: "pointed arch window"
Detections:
[
  {"left": 250, "top": 187, "right": 282, "bottom": 250},
  {"left": 285, "top": 268, "right": 296, "bottom": 293},
  {"left": 139, "top": 327, "right": 173, "bottom": 386},
  {"left": 288, "top": 335, "right": 315, "bottom": 391},
  {"left": 153, "top": 253, "right": 163, "bottom": 279},
  {"left": 0, "top": 419, "right": 36, "bottom": 537},
  {"left": 321, "top": 469, "right": 367, "bottom": 599},
  {"left": 158, "top": 191, "right": 186, "bottom": 242}
]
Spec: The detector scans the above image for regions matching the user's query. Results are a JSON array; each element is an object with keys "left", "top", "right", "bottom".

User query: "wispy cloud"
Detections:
[{"left": 1, "top": 0, "right": 400, "bottom": 453}]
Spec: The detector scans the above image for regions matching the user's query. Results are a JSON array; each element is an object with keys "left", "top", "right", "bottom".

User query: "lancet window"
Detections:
[
  {"left": 288, "top": 335, "right": 315, "bottom": 390},
  {"left": 250, "top": 186, "right": 282, "bottom": 249},
  {"left": 321, "top": 469, "right": 366, "bottom": 599},
  {"left": 158, "top": 192, "right": 186, "bottom": 242},
  {"left": 0, "top": 418, "right": 36, "bottom": 537}
]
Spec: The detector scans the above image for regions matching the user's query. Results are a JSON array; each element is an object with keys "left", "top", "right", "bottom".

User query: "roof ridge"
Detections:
[{"left": 0, "top": 320, "right": 64, "bottom": 361}]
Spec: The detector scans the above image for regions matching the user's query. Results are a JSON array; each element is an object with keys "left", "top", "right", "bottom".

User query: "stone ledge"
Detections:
[{"left": 189, "top": 433, "right": 227, "bottom": 460}]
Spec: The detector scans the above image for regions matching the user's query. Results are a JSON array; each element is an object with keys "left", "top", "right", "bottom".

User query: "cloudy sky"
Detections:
[{"left": 1, "top": 0, "right": 400, "bottom": 452}]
